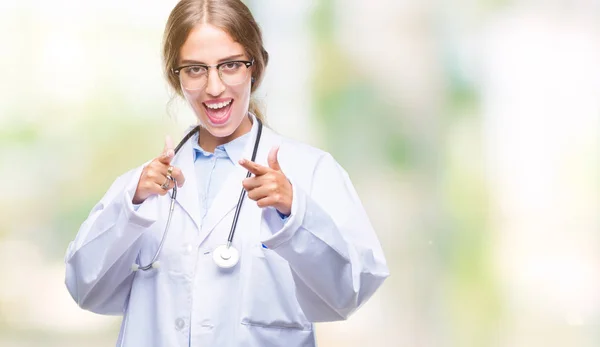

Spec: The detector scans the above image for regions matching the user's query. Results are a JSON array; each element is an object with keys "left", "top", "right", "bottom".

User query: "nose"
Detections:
[{"left": 205, "top": 68, "right": 225, "bottom": 96}]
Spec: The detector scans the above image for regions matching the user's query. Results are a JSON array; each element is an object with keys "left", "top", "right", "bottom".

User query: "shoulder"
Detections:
[
  {"left": 260, "top": 126, "right": 349, "bottom": 188},
  {"left": 262, "top": 126, "right": 330, "bottom": 167}
]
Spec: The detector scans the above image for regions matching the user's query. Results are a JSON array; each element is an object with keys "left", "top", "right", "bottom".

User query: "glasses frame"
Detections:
[{"left": 172, "top": 59, "right": 254, "bottom": 90}]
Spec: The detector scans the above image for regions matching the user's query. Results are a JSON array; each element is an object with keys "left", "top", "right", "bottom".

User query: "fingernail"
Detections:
[
  {"left": 239, "top": 159, "right": 245, "bottom": 165},
  {"left": 167, "top": 150, "right": 174, "bottom": 157}
]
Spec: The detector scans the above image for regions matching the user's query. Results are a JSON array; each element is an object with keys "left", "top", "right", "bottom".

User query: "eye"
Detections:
[
  {"left": 183, "top": 65, "right": 207, "bottom": 77},
  {"left": 221, "top": 62, "right": 242, "bottom": 71}
]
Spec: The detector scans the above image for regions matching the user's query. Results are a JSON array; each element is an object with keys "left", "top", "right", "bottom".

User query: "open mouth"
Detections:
[{"left": 203, "top": 99, "right": 233, "bottom": 125}]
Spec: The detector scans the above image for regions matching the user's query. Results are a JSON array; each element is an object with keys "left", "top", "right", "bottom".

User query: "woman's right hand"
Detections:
[{"left": 132, "top": 136, "right": 185, "bottom": 205}]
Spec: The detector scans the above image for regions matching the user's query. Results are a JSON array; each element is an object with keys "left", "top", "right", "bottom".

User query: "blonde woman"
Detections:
[{"left": 65, "top": 1, "right": 388, "bottom": 346}]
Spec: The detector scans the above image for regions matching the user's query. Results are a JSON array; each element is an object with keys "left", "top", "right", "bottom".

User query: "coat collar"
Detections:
[{"left": 191, "top": 129, "right": 251, "bottom": 165}]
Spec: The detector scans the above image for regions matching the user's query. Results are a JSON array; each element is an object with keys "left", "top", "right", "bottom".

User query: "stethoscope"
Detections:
[{"left": 131, "top": 118, "right": 263, "bottom": 272}]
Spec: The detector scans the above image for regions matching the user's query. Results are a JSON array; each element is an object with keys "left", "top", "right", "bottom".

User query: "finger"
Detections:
[
  {"left": 267, "top": 146, "right": 281, "bottom": 171},
  {"left": 239, "top": 158, "right": 270, "bottom": 176},
  {"left": 169, "top": 166, "right": 186, "bottom": 187},
  {"left": 242, "top": 176, "right": 266, "bottom": 190},
  {"left": 144, "top": 162, "right": 165, "bottom": 181},
  {"left": 159, "top": 135, "right": 175, "bottom": 165},
  {"left": 164, "top": 135, "right": 174, "bottom": 155},
  {"left": 158, "top": 175, "right": 176, "bottom": 192},
  {"left": 246, "top": 185, "right": 272, "bottom": 202},
  {"left": 158, "top": 151, "right": 174, "bottom": 165},
  {"left": 256, "top": 196, "right": 278, "bottom": 209},
  {"left": 142, "top": 177, "right": 172, "bottom": 196}
]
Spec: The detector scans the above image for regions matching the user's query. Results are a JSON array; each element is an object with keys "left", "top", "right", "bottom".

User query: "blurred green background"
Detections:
[{"left": 1, "top": 0, "right": 599, "bottom": 346}]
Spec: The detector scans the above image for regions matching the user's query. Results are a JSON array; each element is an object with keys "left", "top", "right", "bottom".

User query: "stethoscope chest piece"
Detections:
[{"left": 213, "top": 245, "right": 240, "bottom": 269}]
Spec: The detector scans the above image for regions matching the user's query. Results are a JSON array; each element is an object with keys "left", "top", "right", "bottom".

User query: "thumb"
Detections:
[
  {"left": 162, "top": 135, "right": 175, "bottom": 161},
  {"left": 267, "top": 146, "right": 282, "bottom": 171}
]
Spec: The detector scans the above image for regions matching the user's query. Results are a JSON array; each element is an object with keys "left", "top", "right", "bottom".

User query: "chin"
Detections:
[{"left": 203, "top": 123, "right": 237, "bottom": 138}]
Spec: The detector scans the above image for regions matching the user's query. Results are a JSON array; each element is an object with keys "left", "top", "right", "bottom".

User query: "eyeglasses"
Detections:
[{"left": 172, "top": 59, "right": 254, "bottom": 90}]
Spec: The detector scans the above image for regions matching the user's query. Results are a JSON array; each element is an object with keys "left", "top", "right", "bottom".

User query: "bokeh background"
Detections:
[{"left": 1, "top": 0, "right": 599, "bottom": 346}]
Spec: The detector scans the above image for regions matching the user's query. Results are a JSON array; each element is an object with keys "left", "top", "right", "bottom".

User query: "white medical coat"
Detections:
[{"left": 65, "top": 122, "right": 389, "bottom": 347}]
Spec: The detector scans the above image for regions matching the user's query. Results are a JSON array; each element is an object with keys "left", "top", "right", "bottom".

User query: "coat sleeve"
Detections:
[
  {"left": 64, "top": 166, "right": 159, "bottom": 315},
  {"left": 261, "top": 153, "right": 389, "bottom": 322}
]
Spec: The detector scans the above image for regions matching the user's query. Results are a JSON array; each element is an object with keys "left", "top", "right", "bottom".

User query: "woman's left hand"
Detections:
[{"left": 239, "top": 146, "right": 292, "bottom": 216}]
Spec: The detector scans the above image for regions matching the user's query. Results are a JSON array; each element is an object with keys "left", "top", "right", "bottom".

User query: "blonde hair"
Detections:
[{"left": 162, "top": 0, "right": 269, "bottom": 122}]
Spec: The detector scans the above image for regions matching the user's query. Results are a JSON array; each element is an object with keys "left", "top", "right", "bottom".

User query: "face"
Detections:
[{"left": 178, "top": 23, "right": 253, "bottom": 142}]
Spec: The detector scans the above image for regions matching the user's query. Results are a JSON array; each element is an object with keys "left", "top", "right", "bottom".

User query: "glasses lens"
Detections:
[
  {"left": 219, "top": 62, "right": 250, "bottom": 86},
  {"left": 180, "top": 66, "right": 207, "bottom": 90}
]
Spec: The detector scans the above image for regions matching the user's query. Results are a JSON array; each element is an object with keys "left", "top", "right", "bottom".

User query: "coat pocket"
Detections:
[{"left": 239, "top": 244, "right": 312, "bottom": 331}]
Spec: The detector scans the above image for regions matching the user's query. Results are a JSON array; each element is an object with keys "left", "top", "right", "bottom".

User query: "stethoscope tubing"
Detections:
[
  {"left": 133, "top": 118, "right": 262, "bottom": 271},
  {"left": 226, "top": 120, "right": 262, "bottom": 247},
  {"left": 136, "top": 180, "right": 177, "bottom": 271}
]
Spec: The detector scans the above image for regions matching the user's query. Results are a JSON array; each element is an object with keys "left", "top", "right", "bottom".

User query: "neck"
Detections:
[{"left": 198, "top": 114, "right": 253, "bottom": 153}]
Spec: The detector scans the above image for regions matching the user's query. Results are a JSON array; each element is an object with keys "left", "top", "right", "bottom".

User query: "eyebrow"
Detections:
[{"left": 179, "top": 54, "right": 246, "bottom": 65}]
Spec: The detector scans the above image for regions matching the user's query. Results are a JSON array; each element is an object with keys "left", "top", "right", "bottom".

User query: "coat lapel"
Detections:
[
  {"left": 199, "top": 158, "right": 247, "bottom": 237},
  {"left": 170, "top": 136, "right": 202, "bottom": 233}
]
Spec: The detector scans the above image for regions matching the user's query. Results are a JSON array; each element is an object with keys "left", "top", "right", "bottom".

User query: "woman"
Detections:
[{"left": 64, "top": 0, "right": 388, "bottom": 346}]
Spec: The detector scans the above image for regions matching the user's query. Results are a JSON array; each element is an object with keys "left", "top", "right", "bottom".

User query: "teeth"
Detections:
[{"left": 206, "top": 100, "right": 232, "bottom": 110}]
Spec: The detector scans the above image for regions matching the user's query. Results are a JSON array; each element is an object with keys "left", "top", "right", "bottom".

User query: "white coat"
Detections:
[{"left": 65, "top": 119, "right": 389, "bottom": 347}]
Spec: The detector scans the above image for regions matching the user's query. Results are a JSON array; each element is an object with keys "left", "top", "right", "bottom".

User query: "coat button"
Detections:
[{"left": 175, "top": 318, "right": 185, "bottom": 330}]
